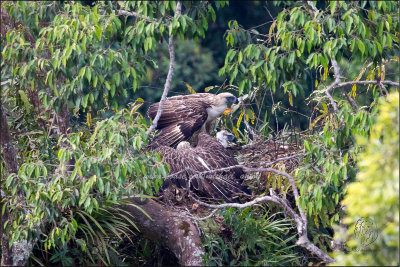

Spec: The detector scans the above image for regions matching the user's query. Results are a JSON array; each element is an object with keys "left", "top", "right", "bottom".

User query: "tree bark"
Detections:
[
  {"left": 56, "top": 103, "right": 70, "bottom": 137},
  {"left": 28, "top": 89, "right": 47, "bottom": 129},
  {"left": 124, "top": 198, "right": 204, "bottom": 266},
  {"left": 0, "top": 104, "right": 18, "bottom": 174},
  {"left": 0, "top": 102, "right": 17, "bottom": 266}
]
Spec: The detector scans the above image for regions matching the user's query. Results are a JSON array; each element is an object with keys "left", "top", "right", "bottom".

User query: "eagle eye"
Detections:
[{"left": 226, "top": 96, "right": 238, "bottom": 104}]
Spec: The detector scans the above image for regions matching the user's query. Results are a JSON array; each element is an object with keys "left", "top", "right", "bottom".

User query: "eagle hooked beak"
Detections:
[
  {"left": 224, "top": 96, "right": 238, "bottom": 114},
  {"left": 223, "top": 107, "right": 233, "bottom": 115}
]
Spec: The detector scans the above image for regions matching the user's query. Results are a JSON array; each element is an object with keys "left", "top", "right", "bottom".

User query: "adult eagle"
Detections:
[
  {"left": 154, "top": 130, "right": 249, "bottom": 202},
  {"left": 147, "top": 93, "right": 238, "bottom": 148}
]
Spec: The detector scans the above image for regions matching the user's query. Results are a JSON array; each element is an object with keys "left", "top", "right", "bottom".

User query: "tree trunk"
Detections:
[
  {"left": 1, "top": 102, "right": 17, "bottom": 266},
  {"left": 0, "top": 104, "right": 18, "bottom": 174},
  {"left": 0, "top": 103, "right": 35, "bottom": 266},
  {"left": 124, "top": 198, "right": 205, "bottom": 266},
  {"left": 0, "top": 103, "right": 17, "bottom": 266}
]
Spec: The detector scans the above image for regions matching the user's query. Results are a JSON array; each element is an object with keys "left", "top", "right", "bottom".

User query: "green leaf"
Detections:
[
  {"left": 105, "top": 81, "right": 111, "bottom": 91},
  {"left": 79, "top": 67, "right": 86, "bottom": 78},
  {"left": 330, "top": 1, "right": 337, "bottom": 15},
  {"left": 385, "top": 21, "right": 390, "bottom": 31},
  {"left": 95, "top": 25, "right": 102, "bottom": 40},
  {"left": 357, "top": 39, "right": 365, "bottom": 55},
  {"left": 83, "top": 94, "right": 89, "bottom": 108},
  {"left": 86, "top": 68, "right": 91, "bottom": 82},
  {"left": 304, "top": 140, "right": 310, "bottom": 151},
  {"left": 113, "top": 72, "right": 121, "bottom": 87},
  {"left": 110, "top": 85, "right": 115, "bottom": 97}
]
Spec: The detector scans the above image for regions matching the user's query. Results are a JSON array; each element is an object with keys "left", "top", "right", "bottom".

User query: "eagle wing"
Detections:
[
  {"left": 147, "top": 98, "right": 210, "bottom": 148},
  {"left": 147, "top": 95, "right": 212, "bottom": 129}
]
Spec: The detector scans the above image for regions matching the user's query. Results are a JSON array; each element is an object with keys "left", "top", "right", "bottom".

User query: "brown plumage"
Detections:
[
  {"left": 153, "top": 131, "right": 249, "bottom": 202},
  {"left": 147, "top": 93, "right": 238, "bottom": 149}
]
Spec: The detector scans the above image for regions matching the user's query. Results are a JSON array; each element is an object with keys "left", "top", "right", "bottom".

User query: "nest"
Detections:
[
  {"left": 229, "top": 133, "right": 303, "bottom": 197},
  {"left": 157, "top": 133, "right": 303, "bottom": 214}
]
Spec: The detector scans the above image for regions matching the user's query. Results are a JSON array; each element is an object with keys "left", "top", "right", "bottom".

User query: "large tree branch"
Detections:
[
  {"left": 146, "top": 2, "right": 182, "bottom": 136},
  {"left": 188, "top": 190, "right": 333, "bottom": 263},
  {"left": 123, "top": 198, "right": 204, "bottom": 266}
]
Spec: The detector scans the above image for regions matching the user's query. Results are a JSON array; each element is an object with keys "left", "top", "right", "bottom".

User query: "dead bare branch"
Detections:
[
  {"left": 187, "top": 188, "right": 333, "bottom": 263},
  {"left": 146, "top": 2, "right": 182, "bottom": 136},
  {"left": 181, "top": 161, "right": 334, "bottom": 263},
  {"left": 336, "top": 80, "right": 399, "bottom": 88}
]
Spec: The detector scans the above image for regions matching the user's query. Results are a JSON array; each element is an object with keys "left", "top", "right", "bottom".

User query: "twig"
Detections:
[
  {"left": 323, "top": 78, "right": 399, "bottom": 113},
  {"left": 336, "top": 80, "right": 399, "bottom": 88},
  {"left": 146, "top": 2, "right": 182, "bottom": 136},
  {"left": 174, "top": 165, "right": 307, "bottom": 225},
  {"left": 343, "top": 92, "right": 358, "bottom": 110}
]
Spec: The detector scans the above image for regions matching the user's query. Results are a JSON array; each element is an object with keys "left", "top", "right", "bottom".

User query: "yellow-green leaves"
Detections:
[
  {"left": 334, "top": 93, "right": 399, "bottom": 266},
  {"left": 357, "top": 39, "right": 365, "bottom": 55},
  {"left": 330, "top": 1, "right": 337, "bottom": 15},
  {"left": 184, "top": 82, "right": 196, "bottom": 94}
]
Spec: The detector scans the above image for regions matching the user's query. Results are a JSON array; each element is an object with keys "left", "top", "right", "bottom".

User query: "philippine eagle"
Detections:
[
  {"left": 147, "top": 93, "right": 238, "bottom": 148},
  {"left": 154, "top": 130, "right": 249, "bottom": 202}
]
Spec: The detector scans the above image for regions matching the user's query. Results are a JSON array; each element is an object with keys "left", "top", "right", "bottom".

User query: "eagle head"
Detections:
[
  {"left": 207, "top": 93, "right": 238, "bottom": 120},
  {"left": 216, "top": 130, "right": 237, "bottom": 148},
  {"left": 216, "top": 92, "right": 239, "bottom": 106}
]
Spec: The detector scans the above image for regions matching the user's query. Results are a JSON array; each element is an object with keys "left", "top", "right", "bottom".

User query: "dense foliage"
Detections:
[
  {"left": 215, "top": 0, "right": 399, "bottom": 260},
  {"left": 1, "top": 0, "right": 399, "bottom": 266},
  {"left": 333, "top": 92, "right": 399, "bottom": 266}
]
